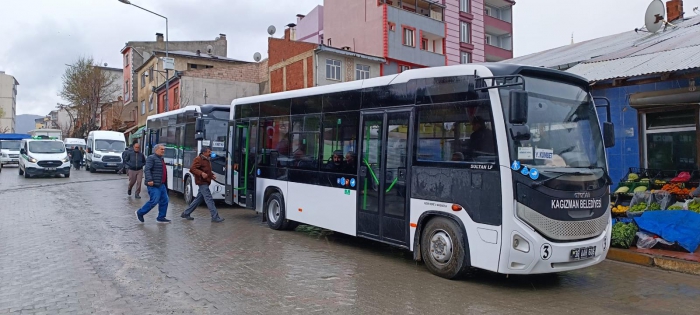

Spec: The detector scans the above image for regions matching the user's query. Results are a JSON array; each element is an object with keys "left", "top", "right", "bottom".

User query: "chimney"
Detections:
[
  {"left": 156, "top": 33, "right": 164, "bottom": 42},
  {"left": 218, "top": 33, "right": 226, "bottom": 40},
  {"left": 296, "top": 14, "right": 305, "bottom": 24},
  {"left": 667, "top": 0, "right": 684, "bottom": 22},
  {"left": 196, "top": 49, "right": 201, "bottom": 56}
]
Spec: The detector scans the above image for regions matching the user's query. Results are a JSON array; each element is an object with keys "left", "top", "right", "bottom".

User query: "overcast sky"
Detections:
[{"left": 2, "top": 0, "right": 700, "bottom": 116}]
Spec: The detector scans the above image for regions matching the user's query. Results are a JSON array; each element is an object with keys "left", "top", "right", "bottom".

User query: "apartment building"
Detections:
[
  {"left": 268, "top": 28, "right": 385, "bottom": 93},
  {"left": 293, "top": 0, "right": 514, "bottom": 72},
  {"left": 0, "top": 71, "right": 19, "bottom": 133}
]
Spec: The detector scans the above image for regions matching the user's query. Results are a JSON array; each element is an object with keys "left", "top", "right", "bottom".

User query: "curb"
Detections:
[{"left": 607, "top": 248, "right": 700, "bottom": 276}]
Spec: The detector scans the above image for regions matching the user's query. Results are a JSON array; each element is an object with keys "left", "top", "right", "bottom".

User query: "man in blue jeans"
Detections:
[{"left": 135, "top": 144, "right": 171, "bottom": 223}]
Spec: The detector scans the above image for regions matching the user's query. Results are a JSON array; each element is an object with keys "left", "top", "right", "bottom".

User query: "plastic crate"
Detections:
[{"left": 621, "top": 167, "right": 659, "bottom": 183}]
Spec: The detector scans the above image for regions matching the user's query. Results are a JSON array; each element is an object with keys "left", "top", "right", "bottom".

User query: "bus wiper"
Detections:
[
  {"left": 586, "top": 166, "right": 613, "bottom": 185},
  {"left": 530, "top": 171, "right": 588, "bottom": 188}
]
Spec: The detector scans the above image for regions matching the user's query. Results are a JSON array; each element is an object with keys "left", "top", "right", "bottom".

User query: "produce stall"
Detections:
[{"left": 610, "top": 168, "right": 700, "bottom": 254}]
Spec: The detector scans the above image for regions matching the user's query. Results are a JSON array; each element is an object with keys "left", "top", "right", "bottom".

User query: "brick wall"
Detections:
[
  {"left": 268, "top": 37, "right": 317, "bottom": 65},
  {"left": 306, "top": 56, "right": 314, "bottom": 87},
  {"left": 268, "top": 36, "right": 318, "bottom": 92},
  {"left": 286, "top": 60, "right": 305, "bottom": 91},
  {"left": 271, "top": 69, "right": 284, "bottom": 93},
  {"left": 183, "top": 61, "right": 267, "bottom": 84}
]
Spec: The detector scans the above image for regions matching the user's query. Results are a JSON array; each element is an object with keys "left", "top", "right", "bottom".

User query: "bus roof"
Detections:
[
  {"left": 231, "top": 63, "right": 590, "bottom": 107},
  {"left": 146, "top": 104, "right": 230, "bottom": 121}
]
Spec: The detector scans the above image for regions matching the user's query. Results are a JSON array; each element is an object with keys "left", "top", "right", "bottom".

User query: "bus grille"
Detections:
[
  {"left": 102, "top": 156, "right": 122, "bottom": 163},
  {"left": 516, "top": 203, "right": 609, "bottom": 241}
]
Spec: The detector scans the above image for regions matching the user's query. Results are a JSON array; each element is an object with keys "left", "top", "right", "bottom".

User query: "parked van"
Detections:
[
  {"left": 85, "top": 131, "right": 126, "bottom": 173},
  {"left": 18, "top": 136, "right": 71, "bottom": 178},
  {"left": 0, "top": 133, "right": 30, "bottom": 171}
]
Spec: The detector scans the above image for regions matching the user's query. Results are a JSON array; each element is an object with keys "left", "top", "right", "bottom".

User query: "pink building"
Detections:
[{"left": 289, "top": 0, "right": 513, "bottom": 74}]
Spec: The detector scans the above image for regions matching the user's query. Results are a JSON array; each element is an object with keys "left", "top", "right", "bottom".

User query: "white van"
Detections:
[
  {"left": 0, "top": 140, "right": 22, "bottom": 169},
  {"left": 85, "top": 131, "right": 126, "bottom": 173},
  {"left": 18, "top": 136, "right": 71, "bottom": 178}
]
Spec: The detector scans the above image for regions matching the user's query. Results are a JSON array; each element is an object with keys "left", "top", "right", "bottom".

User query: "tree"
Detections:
[{"left": 60, "top": 57, "right": 119, "bottom": 138}]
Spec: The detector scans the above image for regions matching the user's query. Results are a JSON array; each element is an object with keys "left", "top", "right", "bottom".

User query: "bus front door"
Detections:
[
  {"left": 357, "top": 109, "right": 413, "bottom": 246},
  {"left": 232, "top": 120, "right": 257, "bottom": 209}
]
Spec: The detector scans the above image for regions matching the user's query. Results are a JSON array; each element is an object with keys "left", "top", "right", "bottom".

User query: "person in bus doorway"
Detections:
[
  {"left": 469, "top": 116, "right": 495, "bottom": 155},
  {"left": 71, "top": 146, "right": 83, "bottom": 170},
  {"left": 124, "top": 142, "right": 147, "bottom": 199},
  {"left": 135, "top": 144, "right": 171, "bottom": 223},
  {"left": 344, "top": 151, "right": 357, "bottom": 173},
  {"left": 326, "top": 150, "right": 345, "bottom": 171},
  {"left": 180, "top": 147, "right": 225, "bottom": 223}
]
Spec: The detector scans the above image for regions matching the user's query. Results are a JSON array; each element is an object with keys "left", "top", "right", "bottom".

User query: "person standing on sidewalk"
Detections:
[
  {"left": 135, "top": 144, "right": 171, "bottom": 223},
  {"left": 181, "top": 147, "right": 225, "bottom": 222},
  {"left": 124, "top": 142, "right": 147, "bottom": 199}
]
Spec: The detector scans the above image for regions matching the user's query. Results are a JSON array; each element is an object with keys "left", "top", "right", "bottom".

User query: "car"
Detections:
[{"left": 18, "top": 136, "right": 71, "bottom": 178}]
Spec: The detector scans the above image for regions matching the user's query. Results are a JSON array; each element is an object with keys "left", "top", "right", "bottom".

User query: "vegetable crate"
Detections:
[{"left": 620, "top": 167, "right": 660, "bottom": 183}]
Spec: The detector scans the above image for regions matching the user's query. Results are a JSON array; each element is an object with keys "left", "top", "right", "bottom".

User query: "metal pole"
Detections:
[{"left": 165, "top": 17, "right": 169, "bottom": 112}]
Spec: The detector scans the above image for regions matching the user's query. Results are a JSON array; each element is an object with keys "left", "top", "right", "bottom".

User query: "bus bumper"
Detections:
[{"left": 500, "top": 216, "right": 611, "bottom": 274}]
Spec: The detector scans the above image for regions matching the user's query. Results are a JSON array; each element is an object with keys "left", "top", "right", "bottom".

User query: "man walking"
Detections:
[
  {"left": 181, "top": 147, "right": 225, "bottom": 222},
  {"left": 135, "top": 144, "right": 171, "bottom": 223},
  {"left": 119, "top": 146, "right": 131, "bottom": 174},
  {"left": 124, "top": 142, "right": 147, "bottom": 199},
  {"left": 71, "top": 146, "right": 83, "bottom": 170}
]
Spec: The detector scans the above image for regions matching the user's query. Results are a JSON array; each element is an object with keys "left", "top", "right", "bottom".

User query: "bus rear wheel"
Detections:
[
  {"left": 420, "top": 217, "right": 469, "bottom": 279},
  {"left": 265, "top": 192, "right": 297, "bottom": 230}
]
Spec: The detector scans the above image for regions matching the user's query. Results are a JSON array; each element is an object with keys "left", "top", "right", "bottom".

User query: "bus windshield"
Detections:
[
  {"left": 0, "top": 140, "right": 21, "bottom": 150},
  {"left": 500, "top": 76, "right": 606, "bottom": 172},
  {"left": 204, "top": 118, "right": 228, "bottom": 157}
]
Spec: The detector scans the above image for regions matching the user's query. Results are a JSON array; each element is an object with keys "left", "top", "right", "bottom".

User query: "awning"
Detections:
[
  {"left": 129, "top": 126, "right": 146, "bottom": 140},
  {"left": 629, "top": 87, "right": 700, "bottom": 109},
  {"left": 122, "top": 124, "right": 138, "bottom": 135}
]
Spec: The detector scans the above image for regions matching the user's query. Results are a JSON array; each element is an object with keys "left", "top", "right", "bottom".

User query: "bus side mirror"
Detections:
[
  {"left": 509, "top": 90, "right": 528, "bottom": 124},
  {"left": 603, "top": 122, "right": 615, "bottom": 148},
  {"left": 194, "top": 118, "right": 205, "bottom": 140}
]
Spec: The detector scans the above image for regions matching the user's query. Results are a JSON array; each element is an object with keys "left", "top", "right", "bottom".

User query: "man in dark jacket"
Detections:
[
  {"left": 119, "top": 147, "right": 131, "bottom": 174},
  {"left": 181, "top": 147, "right": 224, "bottom": 222},
  {"left": 135, "top": 144, "right": 171, "bottom": 223},
  {"left": 124, "top": 142, "right": 147, "bottom": 199},
  {"left": 71, "top": 146, "right": 83, "bottom": 170}
]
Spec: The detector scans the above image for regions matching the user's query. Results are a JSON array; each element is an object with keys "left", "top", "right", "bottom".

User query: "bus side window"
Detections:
[{"left": 321, "top": 112, "right": 359, "bottom": 174}]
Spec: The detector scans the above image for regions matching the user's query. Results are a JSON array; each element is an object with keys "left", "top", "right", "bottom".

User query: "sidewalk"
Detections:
[{"left": 607, "top": 246, "right": 700, "bottom": 275}]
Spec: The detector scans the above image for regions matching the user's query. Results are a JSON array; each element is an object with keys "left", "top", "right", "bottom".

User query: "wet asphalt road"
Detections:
[{"left": 1, "top": 166, "right": 700, "bottom": 314}]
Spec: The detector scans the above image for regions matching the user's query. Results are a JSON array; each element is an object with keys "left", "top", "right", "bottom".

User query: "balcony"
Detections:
[
  {"left": 485, "top": 44, "right": 512, "bottom": 62},
  {"left": 380, "top": 0, "right": 445, "bottom": 22},
  {"left": 485, "top": 15, "right": 512, "bottom": 35}
]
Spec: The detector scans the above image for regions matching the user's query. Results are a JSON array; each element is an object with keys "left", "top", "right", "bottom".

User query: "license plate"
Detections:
[
  {"left": 570, "top": 246, "right": 596, "bottom": 260},
  {"left": 45, "top": 167, "right": 56, "bottom": 171}
]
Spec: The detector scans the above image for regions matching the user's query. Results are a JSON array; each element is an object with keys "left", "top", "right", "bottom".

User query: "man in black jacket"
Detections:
[
  {"left": 124, "top": 142, "right": 147, "bottom": 199},
  {"left": 135, "top": 144, "right": 171, "bottom": 223},
  {"left": 71, "top": 146, "right": 83, "bottom": 170}
]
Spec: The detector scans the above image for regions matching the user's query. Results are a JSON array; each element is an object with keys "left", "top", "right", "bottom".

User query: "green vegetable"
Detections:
[
  {"left": 648, "top": 202, "right": 661, "bottom": 211},
  {"left": 634, "top": 186, "right": 648, "bottom": 193},
  {"left": 688, "top": 200, "right": 700, "bottom": 213},
  {"left": 611, "top": 222, "right": 638, "bottom": 249},
  {"left": 668, "top": 205, "right": 683, "bottom": 210},
  {"left": 630, "top": 202, "right": 647, "bottom": 212}
]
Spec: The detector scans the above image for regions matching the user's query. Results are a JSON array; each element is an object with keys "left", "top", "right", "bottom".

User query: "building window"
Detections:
[
  {"left": 149, "top": 66, "right": 154, "bottom": 82},
  {"left": 460, "top": 0, "right": 470, "bottom": 13},
  {"left": 141, "top": 101, "right": 145, "bottom": 115},
  {"left": 356, "top": 64, "right": 370, "bottom": 80},
  {"left": 421, "top": 38, "right": 429, "bottom": 50},
  {"left": 174, "top": 87, "right": 180, "bottom": 109},
  {"left": 399, "top": 65, "right": 411, "bottom": 73},
  {"left": 141, "top": 72, "right": 146, "bottom": 88},
  {"left": 460, "top": 22, "right": 470, "bottom": 43},
  {"left": 643, "top": 109, "right": 697, "bottom": 170},
  {"left": 486, "top": 34, "right": 493, "bottom": 46},
  {"left": 403, "top": 27, "right": 415, "bottom": 47},
  {"left": 149, "top": 94, "right": 154, "bottom": 111},
  {"left": 326, "top": 59, "right": 342, "bottom": 81},
  {"left": 460, "top": 51, "right": 472, "bottom": 64},
  {"left": 124, "top": 53, "right": 129, "bottom": 66}
]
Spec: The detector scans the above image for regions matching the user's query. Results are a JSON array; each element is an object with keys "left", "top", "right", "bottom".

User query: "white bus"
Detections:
[
  {"left": 144, "top": 105, "right": 229, "bottom": 204},
  {"left": 226, "top": 63, "right": 616, "bottom": 279}
]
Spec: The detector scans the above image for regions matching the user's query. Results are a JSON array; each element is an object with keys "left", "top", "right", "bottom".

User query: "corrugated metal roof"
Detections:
[{"left": 502, "top": 15, "right": 700, "bottom": 81}]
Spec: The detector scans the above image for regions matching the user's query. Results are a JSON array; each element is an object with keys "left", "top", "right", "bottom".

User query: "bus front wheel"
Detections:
[{"left": 420, "top": 217, "right": 469, "bottom": 279}]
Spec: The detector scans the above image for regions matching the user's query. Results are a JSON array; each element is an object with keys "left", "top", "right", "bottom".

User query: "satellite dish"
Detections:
[
  {"left": 267, "top": 25, "right": 276, "bottom": 36},
  {"left": 104, "top": 63, "right": 108, "bottom": 67},
  {"left": 253, "top": 52, "right": 262, "bottom": 62},
  {"left": 645, "top": 0, "right": 666, "bottom": 33}
]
